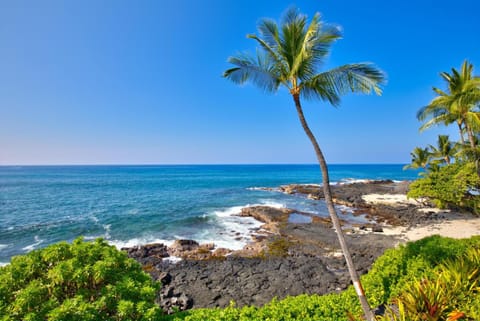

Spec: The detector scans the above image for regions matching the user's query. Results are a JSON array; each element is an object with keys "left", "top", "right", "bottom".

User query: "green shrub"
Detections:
[
  {"left": 362, "top": 235, "right": 480, "bottom": 308},
  {"left": 166, "top": 294, "right": 360, "bottom": 321},
  {"left": 377, "top": 247, "right": 480, "bottom": 321},
  {"left": 0, "top": 237, "right": 162, "bottom": 321},
  {"left": 407, "top": 162, "right": 480, "bottom": 213}
]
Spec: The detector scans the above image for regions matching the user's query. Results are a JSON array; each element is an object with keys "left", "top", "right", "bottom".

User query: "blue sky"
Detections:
[{"left": 1, "top": 0, "right": 479, "bottom": 165}]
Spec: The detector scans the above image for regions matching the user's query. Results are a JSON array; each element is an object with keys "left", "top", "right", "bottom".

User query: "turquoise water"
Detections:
[{"left": 0, "top": 164, "right": 420, "bottom": 264}]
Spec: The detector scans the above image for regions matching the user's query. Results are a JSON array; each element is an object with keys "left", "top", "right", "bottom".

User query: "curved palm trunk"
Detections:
[
  {"left": 457, "top": 122, "right": 466, "bottom": 146},
  {"left": 292, "top": 94, "right": 375, "bottom": 321},
  {"left": 466, "top": 125, "right": 477, "bottom": 149}
]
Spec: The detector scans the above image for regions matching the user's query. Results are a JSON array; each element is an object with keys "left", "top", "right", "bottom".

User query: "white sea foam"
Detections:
[
  {"left": 213, "top": 201, "right": 284, "bottom": 218},
  {"left": 83, "top": 235, "right": 102, "bottom": 241},
  {"left": 163, "top": 256, "right": 182, "bottom": 263},
  {"left": 103, "top": 224, "right": 111, "bottom": 239},
  {"left": 83, "top": 224, "right": 112, "bottom": 241},
  {"left": 259, "top": 200, "right": 285, "bottom": 208},
  {"left": 110, "top": 201, "right": 281, "bottom": 253},
  {"left": 109, "top": 237, "right": 174, "bottom": 250},
  {"left": 170, "top": 231, "right": 250, "bottom": 252},
  {"left": 246, "top": 187, "right": 266, "bottom": 191},
  {"left": 0, "top": 244, "right": 9, "bottom": 251},
  {"left": 247, "top": 186, "right": 281, "bottom": 192},
  {"left": 213, "top": 205, "right": 245, "bottom": 218},
  {"left": 337, "top": 178, "right": 372, "bottom": 185},
  {"left": 0, "top": 262, "right": 9, "bottom": 267},
  {"left": 337, "top": 178, "right": 404, "bottom": 185},
  {"left": 22, "top": 235, "right": 44, "bottom": 252},
  {"left": 222, "top": 218, "right": 263, "bottom": 249}
]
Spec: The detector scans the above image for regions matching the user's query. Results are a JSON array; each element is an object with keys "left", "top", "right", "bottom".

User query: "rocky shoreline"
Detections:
[{"left": 122, "top": 180, "right": 447, "bottom": 313}]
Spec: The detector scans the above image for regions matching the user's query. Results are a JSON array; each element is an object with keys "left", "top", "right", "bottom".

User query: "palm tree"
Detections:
[
  {"left": 428, "top": 135, "right": 457, "bottom": 165},
  {"left": 224, "top": 8, "right": 384, "bottom": 320},
  {"left": 403, "top": 147, "right": 431, "bottom": 170},
  {"left": 417, "top": 60, "right": 480, "bottom": 149}
]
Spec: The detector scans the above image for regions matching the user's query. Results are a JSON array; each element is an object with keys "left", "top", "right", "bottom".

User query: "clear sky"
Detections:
[{"left": 1, "top": 0, "right": 479, "bottom": 165}]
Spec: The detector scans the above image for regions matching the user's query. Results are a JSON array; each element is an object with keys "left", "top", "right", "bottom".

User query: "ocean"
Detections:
[{"left": 0, "top": 164, "right": 420, "bottom": 265}]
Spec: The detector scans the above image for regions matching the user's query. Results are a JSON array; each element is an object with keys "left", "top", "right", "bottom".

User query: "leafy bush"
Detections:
[
  {"left": 165, "top": 293, "right": 360, "bottom": 321},
  {"left": 362, "top": 235, "right": 480, "bottom": 307},
  {"left": 407, "top": 162, "right": 480, "bottom": 213},
  {"left": 378, "top": 247, "right": 480, "bottom": 321},
  {"left": 0, "top": 237, "right": 162, "bottom": 321}
]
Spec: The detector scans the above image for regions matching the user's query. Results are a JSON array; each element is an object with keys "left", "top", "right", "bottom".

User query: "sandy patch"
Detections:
[
  {"left": 363, "top": 193, "right": 451, "bottom": 216},
  {"left": 382, "top": 216, "right": 480, "bottom": 242},
  {"left": 362, "top": 193, "right": 480, "bottom": 242},
  {"left": 362, "top": 193, "right": 422, "bottom": 206}
]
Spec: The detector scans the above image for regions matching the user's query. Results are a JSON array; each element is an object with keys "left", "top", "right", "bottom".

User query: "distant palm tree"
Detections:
[
  {"left": 224, "top": 8, "right": 384, "bottom": 320},
  {"left": 417, "top": 60, "right": 480, "bottom": 149},
  {"left": 428, "top": 135, "right": 457, "bottom": 165},
  {"left": 403, "top": 147, "right": 431, "bottom": 170}
]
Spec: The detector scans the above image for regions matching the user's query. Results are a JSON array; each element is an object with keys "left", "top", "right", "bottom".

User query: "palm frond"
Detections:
[
  {"left": 257, "top": 19, "right": 281, "bottom": 49},
  {"left": 428, "top": 94, "right": 453, "bottom": 108},
  {"left": 419, "top": 114, "right": 452, "bottom": 132},
  {"left": 280, "top": 12, "right": 307, "bottom": 75},
  {"left": 432, "top": 87, "right": 448, "bottom": 97},
  {"left": 440, "top": 71, "right": 452, "bottom": 85},
  {"left": 465, "top": 112, "right": 480, "bottom": 131},
  {"left": 246, "top": 34, "right": 287, "bottom": 78},
  {"left": 310, "top": 23, "right": 342, "bottom": 63},
  {"left": 416, "top": 105, "right": 429, "bottom": 121},
  {"left": 289, "top": 12, "right": 320, "bottom": 78},
  {"left": 421, "top": 61, "right": 480, "bottom": 140},
  {"left": 417, "top": 103, "right": 453, "bottom": 123},
  {"left": 301, "top": 63, "right": 385, "bottom": 103},
  {"left": 461, "top": 60, "right": 473, "bottom": 80},
  {"left": 455, "top": 145, "right": 480, "bottom": 162},
  {"left": 223, "top": 51, "right": 281, "bottom": 93},
  {"left": 300, "top": 73, "right": 341, "bottom": 105},
  {"left": 224, "top": 6, "right": 385, "bottom": 107},
  {"left": 291, "top": 13, "right": 341, "bottom": 80},
  {"left": 404, "top": 147, "right": 431, "bottom": 170},
  {"left": 281, "top": 6, "right": 302, "bottom": 27},
  {"left": 417, "top": 104, "right": 448, "bottom": 122}
]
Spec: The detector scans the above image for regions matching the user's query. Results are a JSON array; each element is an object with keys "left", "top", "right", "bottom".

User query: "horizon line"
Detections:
[{"left": 0, "top": 162, "right": 410, "bottom": 167}]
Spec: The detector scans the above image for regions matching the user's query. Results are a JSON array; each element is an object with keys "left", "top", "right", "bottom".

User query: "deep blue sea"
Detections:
[{"left": 0, "top": 164, "right": 420, "bottom": 265}]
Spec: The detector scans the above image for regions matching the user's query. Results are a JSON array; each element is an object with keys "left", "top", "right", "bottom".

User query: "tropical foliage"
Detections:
[
  {"left": 428, "top": 134, "right": 458, "bottom": 165},
  {"left": 408, "top": 162, "right": 480, "bottom": 213},
  {"left": 417, "top": 60, "right": 480, "bottom": 150},
  {"left": 406, "top": 61, "right": 480, "bottom": 212},
  {"left": 403, "top": 146, "right": 431, "bottom": 170},
  {"left": 378, "top": 245, "right": 480, "bottom": 321},
  {"left": 224, "top": 7, "right": 384, "bottom": 320},
  {"left": 0, "top": 238, "right": 162, "bottom": 321}
]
